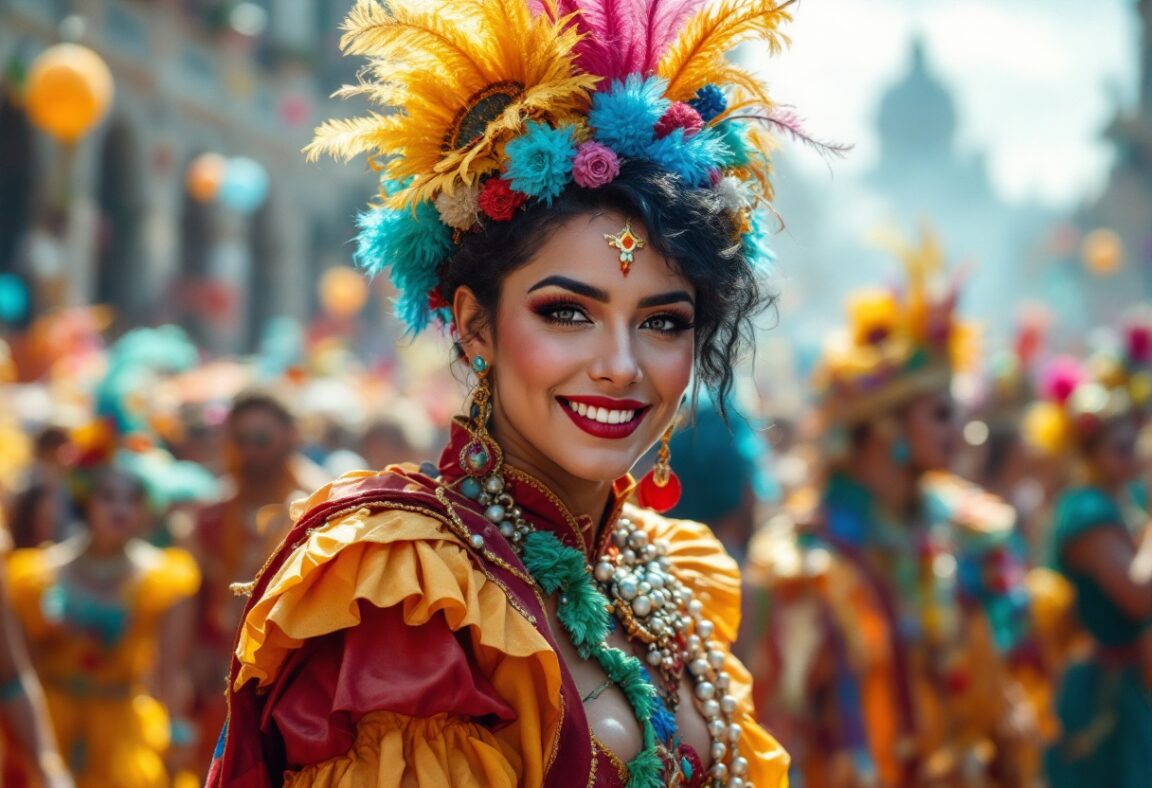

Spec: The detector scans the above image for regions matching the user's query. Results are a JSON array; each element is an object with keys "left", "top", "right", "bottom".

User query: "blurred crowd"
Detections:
[{"left": 0, "top": 254, "right": 1150, "bottom": 787}]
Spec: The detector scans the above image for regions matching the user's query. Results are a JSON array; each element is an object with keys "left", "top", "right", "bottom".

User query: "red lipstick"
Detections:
[{"left": 557, "top": 396, "right": 650, "bottom": 439}]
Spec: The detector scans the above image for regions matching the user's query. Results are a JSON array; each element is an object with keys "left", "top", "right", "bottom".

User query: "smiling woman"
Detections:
[{"left": 207, "top": 0, "right": 805, "bottom": 785}]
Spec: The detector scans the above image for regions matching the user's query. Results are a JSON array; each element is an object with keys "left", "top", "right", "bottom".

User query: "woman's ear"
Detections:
[{"left": 452, "top": 286, "right": 493, "bottom": 361}]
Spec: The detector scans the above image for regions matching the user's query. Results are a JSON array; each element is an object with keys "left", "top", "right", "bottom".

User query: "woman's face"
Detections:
[
  {"left": 87, "top": 471, "right": 147, "bottom": 550},
  {"left": 462, "top": 211, "right": 696, "bottom": 487},
  {"left": 1090, "top": 418, "right": 1139, "bottom": 487},
  {"left": 901, "top": 389, "right": 957, "bottom": 473}
]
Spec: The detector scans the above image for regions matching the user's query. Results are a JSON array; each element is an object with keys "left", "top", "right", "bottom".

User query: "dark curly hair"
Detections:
[{"left": 440, "top": 160, "right": 774, "bottom": 418}]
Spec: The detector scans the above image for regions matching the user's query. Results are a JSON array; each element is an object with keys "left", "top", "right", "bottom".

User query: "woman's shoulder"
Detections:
[
  {"left": 1052, "top": 486, "right": 1123, "bottom": 543},
  {"left": 129, "top": 540, "right": 202, "bottom": 612},
  {"left": 624, "top": 503, "right": 742, "bottom": 642},
  {"left": 233, "top": 468, "right": 519, "bottom": 689}
]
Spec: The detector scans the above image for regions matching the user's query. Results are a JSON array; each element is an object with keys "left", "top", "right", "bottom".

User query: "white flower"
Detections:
[
  {"left": 435, "top": 183, "right": 481, "bottom": 231},
  {"left": 714, "top": 176, "right": 751, "bottom": 213}
]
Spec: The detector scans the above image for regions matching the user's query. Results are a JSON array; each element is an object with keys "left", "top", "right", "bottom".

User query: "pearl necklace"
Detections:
[{"left": 460, "top": 468, "right": 751, "bottom": 787}]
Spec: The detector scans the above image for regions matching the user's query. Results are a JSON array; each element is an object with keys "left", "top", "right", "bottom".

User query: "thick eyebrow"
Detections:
[
  {"left": 527, "top": 275, "right": 609, "bottom": 302},
  {"left": 638, "top": 290, "right": 694, "bottom": 309},
  {"left": 527, "top": 275, "right": 695, "bottom": 310}
]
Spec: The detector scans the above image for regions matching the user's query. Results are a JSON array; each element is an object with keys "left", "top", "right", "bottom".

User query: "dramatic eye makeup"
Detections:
[{"left": 526, "top": 275, "right": 696, "bottom": 332}]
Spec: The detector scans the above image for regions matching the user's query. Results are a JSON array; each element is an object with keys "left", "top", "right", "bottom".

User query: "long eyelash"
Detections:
[
  {"left": 645, "top": 313, "right": 695, "bottom": 334},
  {"left": 530, "top": 297, "right": 588, "bottom": 326}
]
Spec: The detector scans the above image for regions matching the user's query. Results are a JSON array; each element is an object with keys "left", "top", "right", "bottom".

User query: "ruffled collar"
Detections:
[{"left": 437, "top": 418, "right": 635, "bottom": 561}]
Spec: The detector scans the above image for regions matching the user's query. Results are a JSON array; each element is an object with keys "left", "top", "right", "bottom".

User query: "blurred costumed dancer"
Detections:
[
  {"left": 203, "top": 0, "right": 842, "bottom": 783},
  {"left": 0, "top": 533, "right": 73, "bottom": 787},
  {"left": 1024, "top": 323, "right": 1152, "bottom": 788},
  {"left": 744, "top": 232, "right": 1040, "bottom": 786},
  {"left": 5, "top": 327, "right": 215, "bottom": 787}
]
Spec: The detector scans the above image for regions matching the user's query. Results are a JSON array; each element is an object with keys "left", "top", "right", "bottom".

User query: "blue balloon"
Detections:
[
  {"left": 219, "top": 156, "right": 270, "bottom": 214},
  {"left": 0, "top": 274, "right": 29, "bottom": 323}
]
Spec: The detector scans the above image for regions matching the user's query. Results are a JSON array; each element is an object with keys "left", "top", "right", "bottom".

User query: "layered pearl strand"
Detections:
[
  {"left": 597, "top": 519, "right": 750, "bottom": 787},
  {"left": 458, "top": 469, "right": 749, "bottom": 787}
]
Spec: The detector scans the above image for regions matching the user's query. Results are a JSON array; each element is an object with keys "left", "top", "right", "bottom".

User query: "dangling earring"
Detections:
[
  {"left": 458, "top": 355, "right": 501, "bottom": 479},
  {"left": 637, "top": 425, "right": 682, "bottom": 513}
]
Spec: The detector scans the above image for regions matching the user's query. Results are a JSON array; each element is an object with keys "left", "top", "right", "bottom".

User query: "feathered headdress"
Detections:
[
  {"left": 1023, "top": 314, "right": 1152, "bottom": 457},
  {"left": 308, "top": 0, "right": 836, "bottom": 332},
  {"left": 813, "top": 228, "right": 974, "bottom": 426}
]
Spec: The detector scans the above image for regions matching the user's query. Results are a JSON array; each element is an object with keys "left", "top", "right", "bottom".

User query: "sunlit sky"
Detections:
[{"left": 758, "top": 0, "right": 1142, "bottom": 207}]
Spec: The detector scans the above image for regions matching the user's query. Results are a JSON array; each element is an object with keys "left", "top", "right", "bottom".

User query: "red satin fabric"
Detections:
[{"left": 264, "top": 601, "right": 516, "bottom": 768}]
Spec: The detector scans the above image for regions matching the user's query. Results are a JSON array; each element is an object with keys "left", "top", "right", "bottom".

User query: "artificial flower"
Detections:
[
  {"left": 478, "top": 177, "right": 529, "bottom": 221},
  {"left": 504, "top": 121, "right": 578, "bottom": 203},
  {"left": 571, "top": 141, "right": 621, "bottom": 188}
]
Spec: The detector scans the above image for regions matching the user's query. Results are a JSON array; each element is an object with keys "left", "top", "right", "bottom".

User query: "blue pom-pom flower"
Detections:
[
  {"left": 355, "top": 201, "right": 453, "bottom": 333},
  {"left": 589, "top": 75, "right": 670, "bottom": 158},
  {"left": 504, "top": 121, "right": 578, "bottom": 204},
  {"left": 645, "top": 127, "right": 729, "bottom": 187},
  {"left": 690, "top": 84, "right": 728, "bottom": 122}
]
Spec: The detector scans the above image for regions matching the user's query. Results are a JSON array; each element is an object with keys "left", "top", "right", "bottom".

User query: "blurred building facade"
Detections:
[
  {"left": 1078, "top": 0, "right": 1152, "bottom": 306},
  {"left": 0, "top": 0, "right": 376, "bottom": 353}
]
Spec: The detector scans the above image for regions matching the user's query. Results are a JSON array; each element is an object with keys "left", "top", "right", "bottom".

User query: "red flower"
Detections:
[
  {"left": 478, "top": 177, "right": 528, "bottom": 221},
  {"left": 427, "top": 288, "right": 450, "bottom": 312}
]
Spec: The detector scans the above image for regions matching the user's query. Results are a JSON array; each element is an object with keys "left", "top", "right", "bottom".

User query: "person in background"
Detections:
[
  {"left": 665, "top": 392, "right": 774, "bottom": 563},
  {"left": 190, "top": 389, "right": 326, "bottom": 776},
  {"left": 1024, "top": 331, "right": 1152, "bottom": 787},
  {"left": 744, "top": 232, "right": 1040, "bottom": 786},
  {"left": 5, "top": 463, "right": 199, "bottom": 787},
  {"left": 0, "top": 524, "right": 73, "bottom": 788},
  {"left": 5, "top": 427, "right": 75, "bottom": 550}
]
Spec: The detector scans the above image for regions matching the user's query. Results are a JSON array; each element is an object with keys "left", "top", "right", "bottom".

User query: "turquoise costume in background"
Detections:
[{"left": 1044, "top": 486, "right": 1152, "bottom": 788}]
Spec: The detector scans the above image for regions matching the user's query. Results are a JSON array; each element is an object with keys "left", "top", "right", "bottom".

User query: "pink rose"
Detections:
[{"left": 572, "top": 142, "right": 620, "bottom": 189}]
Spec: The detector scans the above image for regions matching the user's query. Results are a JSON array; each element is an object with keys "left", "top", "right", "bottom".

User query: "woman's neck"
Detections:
[
  {"left": 845, "top": 453, "right": 920, "bottom": 521},
  {"left": 81, "top": 532, "right": 130, "bottom": 560},
  {"left": 489, "top": 418, "right": 615, "bottom": 526}
]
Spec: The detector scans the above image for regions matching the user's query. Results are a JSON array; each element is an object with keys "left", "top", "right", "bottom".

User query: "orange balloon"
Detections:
[
  {"left": 25, "top": 44, "right": 114, "bottom": 143},
  {"left": 320, "top": 267, "right": 369, "bottom": 317},
  {"left": 186, "top": 153, "right": 226, "bottom": 202},
  {"left": 1082, "top": 228, "right": 1123, "bottom": 276}
]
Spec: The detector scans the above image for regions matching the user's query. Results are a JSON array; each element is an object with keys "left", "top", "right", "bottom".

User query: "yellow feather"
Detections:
[
  {"left": 309, "top": 0, "right": 594, "bottom": 208},
  {"left": 658, "top": 0, "right": 792, "bottom": 102}
]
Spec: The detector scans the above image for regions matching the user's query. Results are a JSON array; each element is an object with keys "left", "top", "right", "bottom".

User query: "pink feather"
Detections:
[
  {"left": 1040, "top": 356, "right": 1085, "bottom": 406},
  {"left": 532, "top": 0, "right": 707, "bottom": 82}
]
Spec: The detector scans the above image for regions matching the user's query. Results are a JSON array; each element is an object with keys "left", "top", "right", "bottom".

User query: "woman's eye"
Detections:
[
  {"left": 642, "top": 314, "right": 693, "bottom": 334},
  {"left": 536, "top": 303, "right": 591, "bottom": 325}
]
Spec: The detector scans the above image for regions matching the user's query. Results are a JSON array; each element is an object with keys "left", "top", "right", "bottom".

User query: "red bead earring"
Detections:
[{"left": 637, "top": 426, "right": 681, "bottom": 513}]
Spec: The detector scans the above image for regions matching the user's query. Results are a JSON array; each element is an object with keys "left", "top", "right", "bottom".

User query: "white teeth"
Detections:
[{"left": 564, "top": 400, "right": 640, "bottom": 425}]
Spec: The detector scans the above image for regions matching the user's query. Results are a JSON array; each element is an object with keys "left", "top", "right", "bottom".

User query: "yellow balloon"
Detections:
[
  {"left": 186, "top": 153, "right": 226, "bottom": 203},
  {"left": 25, "top": 44, "right": 114, "bottom": 143},
  {"left": 1081, "top": 228, "right": 1123, "bottom": 276},
  {"left": 320, "top": 267, "right": 369, "bottom": 318}
]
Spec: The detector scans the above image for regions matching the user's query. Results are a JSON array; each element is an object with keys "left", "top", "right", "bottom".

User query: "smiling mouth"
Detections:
[{"left": 557, "top": 397, "right": 650, "bottom": 438}]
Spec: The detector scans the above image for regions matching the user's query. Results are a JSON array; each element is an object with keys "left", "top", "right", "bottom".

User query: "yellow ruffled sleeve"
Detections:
[
  {"left": 136, "top": 546, "right": 201, "bottom": 616},
  {"left": 630, "top": 506, "right": 791, "bottom": 787},
  {"left": 234, "top": 492, "right": 563, "bottom": 787}
]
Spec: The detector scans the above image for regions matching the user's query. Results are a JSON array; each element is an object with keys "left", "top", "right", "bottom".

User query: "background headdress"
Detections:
[
  {"left": 69, "top": 326, "right": 219, "bottom": 511},
  {"left": 813, "top": 228, "right": 974, "bottom": 427},
  {"left": 308, "top": 0, "right": 837, "bottom": 333},
  {"left": 1023, "top": 313, "right": 1152, "bottom": 458}
]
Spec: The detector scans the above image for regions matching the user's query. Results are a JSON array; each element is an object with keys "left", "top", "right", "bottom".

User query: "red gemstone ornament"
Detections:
[{"left": 637, "top": 466, "right": 681, "bottom": 513}]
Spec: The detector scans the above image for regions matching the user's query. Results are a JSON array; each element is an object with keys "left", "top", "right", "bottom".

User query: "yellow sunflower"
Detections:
[{"left": 306, "top": 0, "right": 599, "bottom": 207}]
